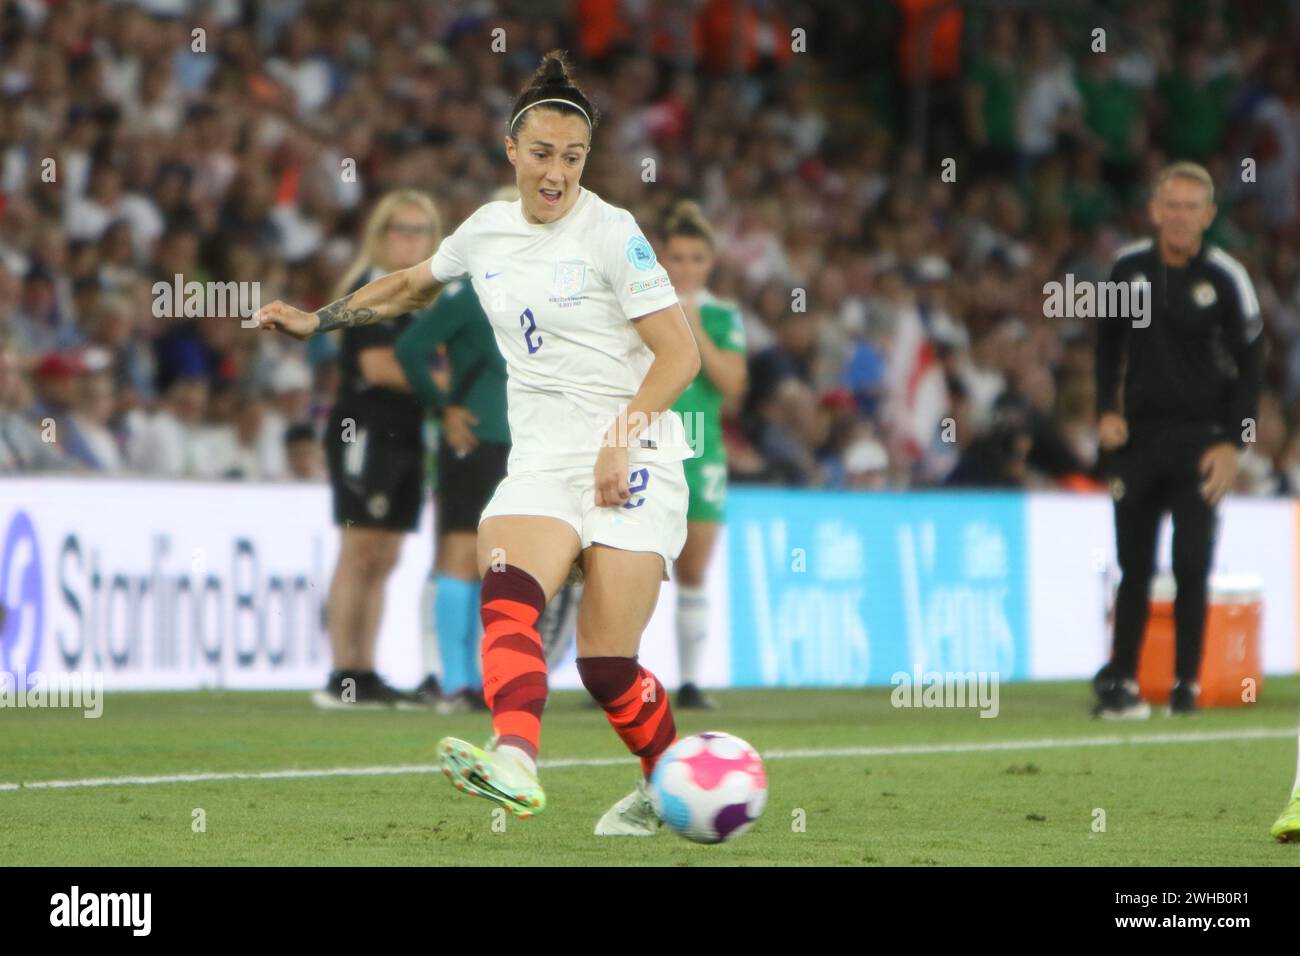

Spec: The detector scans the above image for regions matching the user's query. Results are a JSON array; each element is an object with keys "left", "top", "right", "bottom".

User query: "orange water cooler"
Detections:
[{"left": 1136, "top": 574, "right": 1263, "bottom": 707}]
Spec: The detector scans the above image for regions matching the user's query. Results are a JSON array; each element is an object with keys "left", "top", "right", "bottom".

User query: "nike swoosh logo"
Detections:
[{"left": 485, "top": 271, "right": 502, "bottom": 279}]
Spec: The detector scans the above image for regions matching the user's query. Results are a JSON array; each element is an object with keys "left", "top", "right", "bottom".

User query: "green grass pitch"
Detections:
[{"left": 3, "top": 679, "right": 1299, "bottom": 866}]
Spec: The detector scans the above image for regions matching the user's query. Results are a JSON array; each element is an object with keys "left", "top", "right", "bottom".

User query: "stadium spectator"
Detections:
[
  {"left": 1156, "top": 37, "right": 1235, "bottom": 163},
  {"left": 27, "top": 351, "right": 82, "bottom": 427},
  {"left": 0, "top": 346, "right": 75, "bottom": 472},
  {"left": 28, "top": 351, "right": 120, "bottom": 470},
  {"left": 841, "top": 434, "right": 891, "bottom": 490},
  {"left": 1018, "top": 19, "right": 1083, "bottom": 167},
  {"left": 11, "top": 264, "right": 77, "bottom": 356},
  {"left": 1075, "top": 48, "right": 1144, "bottom": 195},
  {"left": 258, "top": 356, "right": 314, "bottom": 479},
  {"left": 69, "top": 360, "right": 125, "bottom": 473},
  {"left": 945, "top": 404, "right": 1033, "bottom": 488},
  {"left": 284, "top": 422, "right": 325, "bottom": 481},
  {"left": 963, "top": 13, "right": 1020, "bottom": 179},
  {"left": 83, "top": 291, "right": 155, "bottom": 411},
  {"left": 125, "top": 371, "right": 213, "bottom": 478}
]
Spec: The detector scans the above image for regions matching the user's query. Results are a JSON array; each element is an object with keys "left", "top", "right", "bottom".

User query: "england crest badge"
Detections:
[{"left": 554, "top": 260, "right": 587, "bottom": 298}]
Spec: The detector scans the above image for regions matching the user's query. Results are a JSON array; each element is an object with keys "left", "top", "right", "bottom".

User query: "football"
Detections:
[{"left": 649, "top": 732, "right": 768, "bottom": 843}]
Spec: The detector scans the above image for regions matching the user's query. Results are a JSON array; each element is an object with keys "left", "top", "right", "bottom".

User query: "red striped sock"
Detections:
[
  {"left": 480, "top": 565, "right": 548, "bottom": 761},
  {"left": 577, "top": 656, "right": 677, "bottom": 779}
]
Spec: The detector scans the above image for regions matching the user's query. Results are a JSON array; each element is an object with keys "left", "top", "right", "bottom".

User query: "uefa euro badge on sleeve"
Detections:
[{"left": 626, "top": 235, "right": 657, "bottom": 271}]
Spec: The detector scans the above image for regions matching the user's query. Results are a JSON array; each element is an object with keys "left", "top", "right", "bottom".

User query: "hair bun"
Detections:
[
  {"left": 669, "top": 199, "right": 704, "bottom": 222},
  {"left": 511, "top": 50, "right": 599, "bottom": 134},
  {"left": 537, "top": 51, "right": 571, "bottom": 87},
  {"left": 663, "top": 198, "right": 714, "bottom": 246}
]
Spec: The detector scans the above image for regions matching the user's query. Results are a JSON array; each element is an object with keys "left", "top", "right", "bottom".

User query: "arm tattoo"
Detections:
[{"left": 314, "top": 295, "right": 379, "bottom": 333}]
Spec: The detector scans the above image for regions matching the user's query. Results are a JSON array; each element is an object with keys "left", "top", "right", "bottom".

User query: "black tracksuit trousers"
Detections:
[{"left": 1103, "top": 426, "right": 1219, "bottom": 685}]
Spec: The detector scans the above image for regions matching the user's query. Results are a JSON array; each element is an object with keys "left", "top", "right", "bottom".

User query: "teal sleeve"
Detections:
[{"left": 394, "top": 287, "right": 467, "bottom": 408}]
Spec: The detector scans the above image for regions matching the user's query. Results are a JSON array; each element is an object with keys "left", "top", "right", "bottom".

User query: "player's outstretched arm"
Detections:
[{"left": 254, "top": 257, "right": 444, "bottom": 340}]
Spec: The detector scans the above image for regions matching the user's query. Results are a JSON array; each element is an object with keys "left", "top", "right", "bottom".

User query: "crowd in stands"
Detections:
[{"left": 2, "top": 0, "right": 1299, "bottom": 495}]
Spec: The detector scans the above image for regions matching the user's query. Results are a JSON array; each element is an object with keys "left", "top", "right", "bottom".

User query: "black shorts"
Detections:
[
  {"left": 436, "top": 439, "right": 510, "bottom": 534},
  {"left": 325, "top": 403, "right": 425, "bottom": 532}
]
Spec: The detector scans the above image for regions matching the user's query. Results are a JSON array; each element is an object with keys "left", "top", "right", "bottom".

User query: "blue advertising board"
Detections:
[{"left": 726, "top": 490, "right": 1029, "bottom": 686}]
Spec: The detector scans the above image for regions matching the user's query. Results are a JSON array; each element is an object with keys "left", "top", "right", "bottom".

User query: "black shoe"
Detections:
[
  {"left": 312, "top": 670, "right": 384, "bottom": 710},
  {"left": 1092, "top": 677, "right": 1150, "bottom": 720},
  {"left": 361, "top": 671, "right": 425, "bottom": 710},
  {"left": 1090, "top": 667, "right": 1116, "bottom": 717},
  {"left": 1167, "top": 681, "right": 1199, "bottom": 716},
  {"left": 312, "top": 670, "right": 413, "bottom": 710},
  {"left": 1091, "top": 666, "right": 1115, "bottom": 701},
  {"left": 408, "top": 674, "right": 443, "bottom": 708},
  {"left": 676, "top": 682, "right": 718, "bottom": 710}
]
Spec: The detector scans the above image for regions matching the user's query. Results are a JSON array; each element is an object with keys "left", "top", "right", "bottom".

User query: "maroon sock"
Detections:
[{"left": 577, "top": 656, "right": 678, "bottom": 778}]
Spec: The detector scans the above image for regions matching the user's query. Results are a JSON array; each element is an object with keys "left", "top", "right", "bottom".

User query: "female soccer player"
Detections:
[
  {"left": 256, "top": 51, "right": 700, "bottom": 835},
  {"left": 661, "top": 200, "right": 748, "bottom": 710},
  {"left": 315, "top": 190, "right": 440, "bottom": 709}
]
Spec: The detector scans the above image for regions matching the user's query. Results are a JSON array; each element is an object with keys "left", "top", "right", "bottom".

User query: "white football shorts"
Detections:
[{"left": 479, "top": 458, "right": 689, "bottom": 577}]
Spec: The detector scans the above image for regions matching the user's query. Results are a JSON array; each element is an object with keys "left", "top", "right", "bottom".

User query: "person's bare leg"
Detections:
[
  {"left": 576, "top": 546, "right": 677, "bottom": 778},
  {"left": 476, "top": 516, "right": 579, "bottom": 597},
  {"left": 326, "top": 527, "right": 374, "bottom": 671},
  {"left": 352, "top": 528, "right": 404, "bottom": 671},
  {"left": 673, "top": 521, "right": 719, "bottom": 589},
  {"left": 437, "top": 531, "right": 480, "bottom": 580},
  {"left": 577, "top": 546, "right": 664, "bottom": 656}
]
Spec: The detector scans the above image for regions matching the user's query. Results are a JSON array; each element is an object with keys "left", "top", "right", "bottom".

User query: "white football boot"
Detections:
[{"left": 594, "top": 779, "right": 662, "bottom": 836}]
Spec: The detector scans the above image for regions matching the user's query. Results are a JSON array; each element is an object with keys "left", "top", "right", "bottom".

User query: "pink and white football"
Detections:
[{"left": 649, "top": 731, "right": 767, "bottom": 843}]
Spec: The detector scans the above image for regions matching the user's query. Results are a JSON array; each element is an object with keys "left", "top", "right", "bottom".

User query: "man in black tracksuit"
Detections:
[{"left": 1093, "top": 162, "right": 1263, "bottom": 718}]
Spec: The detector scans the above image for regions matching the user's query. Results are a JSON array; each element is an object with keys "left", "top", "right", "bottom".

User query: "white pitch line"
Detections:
[{"left": 1, "top": 726, "right": 1293, "bottom": 793}]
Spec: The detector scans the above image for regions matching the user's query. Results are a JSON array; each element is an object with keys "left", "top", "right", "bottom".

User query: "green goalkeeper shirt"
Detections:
[{"left": 672, "top": 289, "right": 746, "bottom": 462}]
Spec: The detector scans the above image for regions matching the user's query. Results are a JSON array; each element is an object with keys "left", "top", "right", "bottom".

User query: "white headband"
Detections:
[{"left": 510, "top": 98, "right": 592, "bottom": 133}]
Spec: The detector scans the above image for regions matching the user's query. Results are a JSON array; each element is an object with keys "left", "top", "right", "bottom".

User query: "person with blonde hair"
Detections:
[{"left": 315, "top": 189, "right": 441, "bottom": 709}]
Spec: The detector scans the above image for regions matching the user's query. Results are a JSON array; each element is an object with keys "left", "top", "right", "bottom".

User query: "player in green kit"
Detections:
[{"left": 661, "top": 200, "right": 748, "bottom": 710}]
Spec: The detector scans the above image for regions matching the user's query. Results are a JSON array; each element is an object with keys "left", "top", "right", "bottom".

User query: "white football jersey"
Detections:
[{"left": 429, "top": 186, "right": 691, "bottom": 471}]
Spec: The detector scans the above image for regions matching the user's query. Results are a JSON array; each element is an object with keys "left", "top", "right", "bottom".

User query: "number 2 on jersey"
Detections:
[
  {"left": 519, "top": 308, "right": 542, "bottom": 353},
  {"left": 622, "top": 467, "right": 649, "bottom": 509}
]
